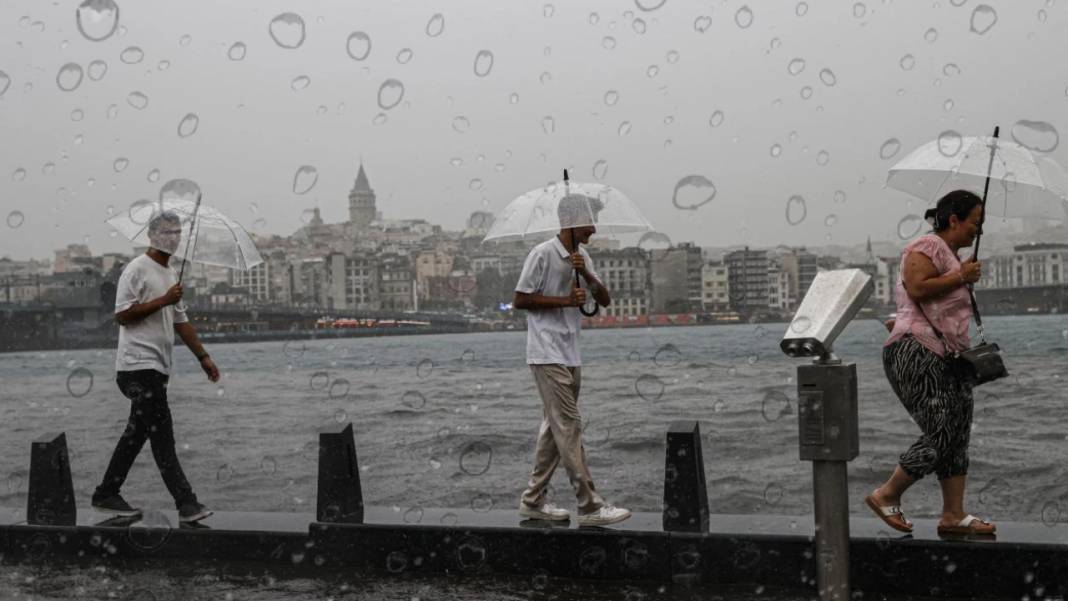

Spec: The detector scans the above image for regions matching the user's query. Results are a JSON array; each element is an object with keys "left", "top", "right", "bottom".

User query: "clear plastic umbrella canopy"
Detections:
[
  {"left": 106, "top": 197, "right": 264, "bottom": 271},
  {"left": 483, "top": 179, "right": 654, "bottom": 243},
  {"left": 887, "top": 134, "right": 1068, "bottom": 221}
]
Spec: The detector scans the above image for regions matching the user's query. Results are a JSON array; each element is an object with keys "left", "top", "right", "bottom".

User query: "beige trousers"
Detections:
[{"left": 520, "top": 364, "right": 605, "bottom": 514}]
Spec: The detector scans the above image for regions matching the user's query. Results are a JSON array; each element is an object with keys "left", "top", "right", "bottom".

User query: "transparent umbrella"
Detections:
[{"left": 106, "top": 195, "right": 264, "bottom": 283}]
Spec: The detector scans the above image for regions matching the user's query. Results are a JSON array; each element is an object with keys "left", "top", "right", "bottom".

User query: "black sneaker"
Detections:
[
  {"left": 91, "top": 494, "right": 143, "bottom": 518},
  {"left": 178, "top": 501, "right": 213, "bottom": 523}
]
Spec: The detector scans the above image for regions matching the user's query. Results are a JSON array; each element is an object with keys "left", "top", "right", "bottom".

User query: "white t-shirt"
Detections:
[
  {"left": 114, "top": 254, "right": 188, "bottom": 375},
  {"left": 515, "top": 236, "right": 599, "bottom": 367}
]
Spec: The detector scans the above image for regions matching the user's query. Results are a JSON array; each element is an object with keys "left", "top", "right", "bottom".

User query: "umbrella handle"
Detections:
[
  {"left": 177, "top": 192, "right": 203, "bottom": 285},
  {"left": 569, "top": 226, "right": 599, "bottom": 316},
  {"left": 966, "top": 125, "right": 1000, "bottom": 333}
]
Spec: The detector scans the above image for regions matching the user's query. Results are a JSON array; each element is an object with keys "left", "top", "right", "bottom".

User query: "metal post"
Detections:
[{"left": 813, "top": 460, "right": 850, "bottom": 601}]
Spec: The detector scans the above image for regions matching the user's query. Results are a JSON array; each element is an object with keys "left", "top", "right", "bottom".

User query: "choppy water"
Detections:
[{"left": 1, "top": 316, "right": 1066, "bottom": 599}]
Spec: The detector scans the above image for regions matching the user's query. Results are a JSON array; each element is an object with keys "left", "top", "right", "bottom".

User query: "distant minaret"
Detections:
[
  {"left": 866, "top": 236, "right": 875, "bottom": 265},
  {"left": 348, "top": 162, "right": 376, "bottom": 233}
]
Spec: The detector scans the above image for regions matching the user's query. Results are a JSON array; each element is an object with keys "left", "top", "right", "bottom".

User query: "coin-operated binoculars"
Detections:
[{"left": 780, "top": 269, "right": 874, "bottom": 601}]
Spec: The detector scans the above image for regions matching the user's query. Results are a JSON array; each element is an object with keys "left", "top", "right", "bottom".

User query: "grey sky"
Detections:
[{"left": 1, "top": 0, "right": 1065, "bottom": 261}]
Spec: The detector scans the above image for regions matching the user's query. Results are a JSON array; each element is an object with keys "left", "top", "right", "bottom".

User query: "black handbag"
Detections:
[{"left": 909, "top": 284, "right": 1008, "bottom": 387}]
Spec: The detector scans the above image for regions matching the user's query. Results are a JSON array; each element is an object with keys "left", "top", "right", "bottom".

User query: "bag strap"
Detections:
[{"left": 901, "top": 279, "right": 953, "bottom": 356}]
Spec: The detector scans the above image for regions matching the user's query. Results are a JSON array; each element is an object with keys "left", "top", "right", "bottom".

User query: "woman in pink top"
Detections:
[{"left": 864, "top": 190, "right": 997, "bottom": 537}]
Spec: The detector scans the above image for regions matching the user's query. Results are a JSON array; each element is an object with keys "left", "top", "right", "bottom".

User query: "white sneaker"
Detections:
[
  {"left": 519, "top": 502, "right": 571, "bottom": 521},
  {"left": 578, "top": 504, "right": 631, "bottom": 527}
]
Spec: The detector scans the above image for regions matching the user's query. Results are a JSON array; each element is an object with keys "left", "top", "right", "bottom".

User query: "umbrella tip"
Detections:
[{"left": 563, "top": 169, "right": 569, "bottom": 182}]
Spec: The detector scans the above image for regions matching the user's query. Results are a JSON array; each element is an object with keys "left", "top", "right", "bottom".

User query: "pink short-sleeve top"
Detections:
[{"left": 885, "top": 233, "right": 973, "bottom": 357}]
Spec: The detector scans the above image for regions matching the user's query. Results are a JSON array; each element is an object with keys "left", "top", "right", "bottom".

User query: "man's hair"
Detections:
[
  {"left": 557, "top": 194, "right": 604, "bottom": 229},
  {"left": 148, "top": 210, "right": 181, "bottom": 234}
]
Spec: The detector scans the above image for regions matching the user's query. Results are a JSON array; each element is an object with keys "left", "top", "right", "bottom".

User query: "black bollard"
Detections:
[
  {"left": 27, "top": 432, "right": 76, "bottom": 526},
  {"left": 662, "top": 421, "right": 709, "bottom": 532},
  {"left": 316, "top": 423, "right": 364, "bottom": 523}
]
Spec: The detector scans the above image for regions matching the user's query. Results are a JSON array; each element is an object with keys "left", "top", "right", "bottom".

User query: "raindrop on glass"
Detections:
[
  {"left": 672, "top": 175, "right": 717, "bottom": 211},
  {"left": 1038, "top": 9, "right": 1048, "bottom": 22},
  {"left": 228, "top": 42, "right": 246, "bottom": 61},
  {"left": 770, "top": 144, "right": 782, "bottom": 158},
  {"left": 1011, "top": 120, "right": 1059, "bottom": 153},
  {"left": 853, "top": 2, "right": 867, "bottom": 18},
  {"left": 646, "top": 65, "right": 660, "bottom": 78},
  {"left": 396, "top": 48, "right": 413, "bottom": 64},
  {"left": 709, "top": 110, "right": 724, "bottom": 127},
  {"left": 293, "top": 166, "right": 318, "bottom": 195},
  {"left": 592, "top": 160, "right": 608, "bottom": 180},
  {"left": 817, "top": 150, "right": 829, "bottom": 165},
  {"left": 371, "top": 112, "right": 387, "bottom": 126},
  {"left": 56, "top": 63, "right": 84, "bottom": 92},
  {"left": 924, "top": 27, "right": 938, "bottom": 42},
  {"left": 539, "top": 71, "right": 552, "bottom": 84},
  {"left": 346, "top": 32, "right": 371, "bottom": 60},
  {"left": 113, "top": 158, "right": 128, "bottom": 172},
  {"left": 824, "top": 214, "right": 838, "bottom": 227},
  {"left": 899, "top": 54, "right": 915, "bottom": 70},
  {"left": 43, "top": 162, "right": 55, "bottom": 174},
  {"left": 159, "top": 178, "right": 200, "bottom": 203},
  {"left": 543, "top": 3, "right": 555, "bottom": 17},
  {"left": 7, "top": 211, "right": 25, "bottom": 229},
  {"left": 11, "top": 168, "right": 26, "bottom": 182},
  {"left": 76, "top": 0, "right": 120, "bottom": 42},
  {"left": 120, "top": 46, "right": 143, "bottom": 64},
  {"left": 618, "top": 121, "right": 632, "bottom": 136},
  {"left": 800, "top": 86, "right": 813, "bottom": 99},
  {"left": 632, "top": 18, "right": 647, "bottom": 34},
  {"left": 541, "top": 116, "right": 555, "bottom": 134},
  {"left": 469, "top": 178, "right": 483, "bottom": 191},
  {"left": 425, "top": 13, "right": 444, "bottom": 37},
  {"left": 787, "top": 58, "right": 805, "bottom": 76},
  {"left": 667, "top": 50, "right": 680, "bottom": 64},
  {"left": 177, "top": 113, "right": 199, "bottom": 138},
  {"left": 942, "top": 63, "right": 960, "bottom": 77},
  {"left": 452, "top": 116, "right": 470, "bottom": 133},
  {"left": 509, "top": 92, "right": 519, "bottom": 104},
  {"left": 126, "top": 91, "right": 148, "bottom": 109},
  {"left": 694, "top": 16, "right": 712, "bottom": 32},
  {"left": 291, "top": 75, "right": 310, "bottom": 91},
  {"left": 879, "top": 138, "right": 901, "bottom": 159},
  {"left": 833, "top": 190, "right": 846, "bottom": 203},
  {"left": 604, "top": 90, "right": 619, "bottom": 106},
  {"left": 157, "top": 60, "right": 170, "bottom": 71},
  {"left": 269, "top": 13, "right": 306, "bottom": 49},
  {"left": 589, "top": 12, "right": 600, "bottom": 25},
  {"left": 735, "top": 5, "right": 754, "bottom": 28},
  {"left": 87, "top": 60, "right": 107, "bottom": 81},
  {"left": 147, "top": 169, "right": 160, "bottom": 182},
  {"left": 796, "top": 2, "right": 809, "bottom": 16},
  {"left": 897, "top": 214, "right": 923, "bottom": 239},
  {"left": 635, "top": 0, "right": 667, "bottom": 10},
  {"left": 943, "top": 98, "right": 954, "bottom": 111},
  {"left": 819, "top": 68, "right": 837, "bottom": 86},
  {"left": 473, "top": 50, "right": 494, "bottom": 77},
  {"left": 785, "top": 195, "right": 807, "bottom": 225},
  {"left": 179, "top": 34, "right": 191, "bottom": 47},
  {"left": 937, "top": 130, "right": 963, "bottom": 156},
  {"left": 377, "top": 79, "right": 404, "bottom": 110},
  {"left": 969, "top": 4, "right": 997, "bottom": 34}
]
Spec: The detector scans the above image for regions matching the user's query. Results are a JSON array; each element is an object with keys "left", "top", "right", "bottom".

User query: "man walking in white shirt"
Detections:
[{"left": 513, "top": 194, "right": 631, "bottom": 527}]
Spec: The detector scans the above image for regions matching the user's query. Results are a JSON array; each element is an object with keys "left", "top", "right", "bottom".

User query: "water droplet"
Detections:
[
  {"left": 951, "top": 0, "right": 968, "bottom": 5},
  {"left": 541, "top": 116, "right": 555, "bottom": 134},
  {"left": 7, "top": 211, "right": 25, "bottom": 229},
  {"left": 785, "top": 195, "right": 807, "bottom": 225},
  {"left": 604, "top": 90, "right": 619, "bottom": 106},
  {"left": 942, "top": 63, "right": 960, "bottom": 77},
  {"left": 787, "top": 58, "right": 806, "bottom": 75},
  {"left": 666, "top": 51, "right": 680, "bottom": 65},
  {"left": 396, "top": 48, "right": 413, "bottom": 64},
  {"left": 635, "top": 0, "right": 667, "bottom": 10},
  {"left": 509, "top": 92, "right": 519, "bottom": 104},
  {"left": 120, "top": 46, "right": 143, "bottom": 64},
  {"left": 113, "top": 158, "right": 128, "bottom": 172},
  {"left": 159, "top": 178, "right": 201, "bottom": 203},
  {"left": 937, "top": 129, "right": 963, "bottom": 156},
  {"left": 592, "top": 160, "right": 608, "bottom": 180},
  {"left": 346, "top": 32, "right": 371, "bottom": 60},
  {"left": 602, "top": 36, "right": 617, "bottom": 50},
  {"left": 817, "top": 150, "right": 829, "bottom": 165},
  {"left": 943, "top": 98, "right": 954, "bottom": 111},
  {"left": 539, "top": 71, "right": 552, "bottom": 84},
  {"left": 709, "top": 110, "right": 725, "bottom": 127},
  {"left": 86, "top": 60, "right": 107, "bottom": 81},
  {"left": 543, "top": 3, "right": 555, "bottom": 17},
  {"left": 646, "top": 65, "right": 660, "bottom": 78},
  {"left": 589, "top": 12, "right": 601, "bottom": 25},
  {"left": 834, "top": 190, "right": 846, "bottom": 203},
  {"left": 269, "top": 13, "right": 306, "bottom": 49},
  {"left": 1038, "top": 8, "right": 1048, "bottom": 22},
  {"left": 56, "top": 63, "right": 84, "bottom": 92},
  {"left": 11, "top": 168, "right": 26, "bottom": 182},
  {"left": 376, "top": 78, "right": 404, "bottom": 111},
  {"left": 106, "top": 103, "right": 119, "bottom": 119},
  {"left": 76, "top": 0, "right": 120, "bottom": 42},
  {"left": 74, "top": 134, "right": 85, "bottom": 146},
  {"left": 1011, "top": 120, "right": 1059, "bottom": 153},
  {"left": 157, "top": 60, "right": 169, "bottom": 71},
  {"left": 147, "top": 169, "right": 159, "bottom": 182},
  {"left": 819, "top": 68, "right": 837, "bottom": 86},
  {"left": 672, "top": 175, "right": 717, "bottom": 211},
  {"left": 179, "top": 34, "right": 191, "bottom": 47},
  {"left": 291, "top": 75, "right": 310, "bottom": 91},
  {"left": 879, "top": 138, "right": 901, "bottom": 159},
  {"left": 796, "top": 2, "right": 809, "bottom": 16},
  {"left": 800, "top": 86, "right": 813, "bottom": 99},
  {"left": 824, "top": 214, "right": 838, "bottom": 227},
  {"left": 177, "top": 113, "right": 199, "bottom": 138},
  {"left": 970, "top": 4, "right": 997, "bottom": 34},
  {"left": 899, "top": 54, "right": 915, "bottom": 70},
  {"left": 228, "top": 42, "right": 246, "bottom": 61},
  {"left": 618, "top": 121, "right": 632, "bottom": 136},
  {"left": 371, "top": 112, "right": 387, "bottom": 126},
  {"left": 735, "top": 5, "right": 754, "bottom": 28},
  {"left": 632, "top": 18, "right": 647, "bottom": 34},
  {"left": 473, "top": 50, "right": 494, "bottom": 77},
  {"left": 770, "top": 144, "right": 782, "bottom": 157},
  {"left": 853, "top": 2, "right": 867, "bottom": 18},
  {"left": 425, "top": 13, "right": 444, "bottom": 37},
  {"left": 924, "top": 27, "right": 939, "bottom": 42},
  {"left": 452, "top": 116, "right": 470, "bottom": 133},
  {"left": 694, "top": 16, "right": 712, "bottom": 32},
  {"left": 43, "top": 162, "right": 55, "bottom": 174},
  {"left": 897, "top": 214, "right": 923, "bottom": 239},
  {"left": 126, "top": 91, "right": 148, "bottom": 109},
  {"left": 293, "top": 166, "right": 318, "bottom": 195}
]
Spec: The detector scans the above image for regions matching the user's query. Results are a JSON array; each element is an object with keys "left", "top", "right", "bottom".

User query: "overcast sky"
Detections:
[{"left": 1, "top": 0, "right": 1066, "bottom": 261}]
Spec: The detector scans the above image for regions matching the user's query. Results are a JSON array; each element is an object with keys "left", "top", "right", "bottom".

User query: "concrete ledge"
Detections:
[{"left": 2, "top": 507, "right": 1067, "bottom": 599}]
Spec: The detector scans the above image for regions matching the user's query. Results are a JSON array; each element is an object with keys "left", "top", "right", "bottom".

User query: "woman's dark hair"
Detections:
[{"left": 924, "top": 190, "right": 982, "bottom": 231}]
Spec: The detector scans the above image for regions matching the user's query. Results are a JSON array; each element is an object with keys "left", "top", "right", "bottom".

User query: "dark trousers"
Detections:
[{"left": 94, "top": 369, "right": 197, "bottom": 508}]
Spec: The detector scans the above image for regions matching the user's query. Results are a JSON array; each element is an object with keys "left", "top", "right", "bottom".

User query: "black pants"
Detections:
[{"left": 94, "top": 369, "right": 197, "bottom": 508}]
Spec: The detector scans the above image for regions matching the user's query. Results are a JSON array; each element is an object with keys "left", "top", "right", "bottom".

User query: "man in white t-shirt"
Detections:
[
  {"left": 91, "top": 211, "right": 220, "bottom": 524},
  {"left": 513, "top": 194, "right": 631, "bottom": 527}
]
